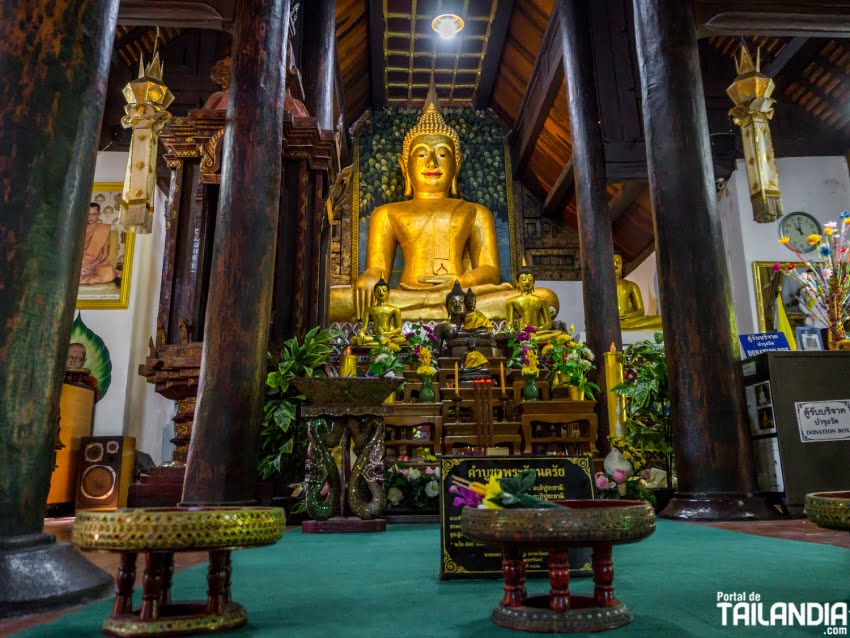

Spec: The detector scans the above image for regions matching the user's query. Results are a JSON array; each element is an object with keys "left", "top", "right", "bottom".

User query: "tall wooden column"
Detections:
[
  {"left": 557, "top": 0, "right": 623, "bottom": 453},
  {"left": 632, "top": 0, "right": 770, "bottom": 519},
  {"left": 182, "top": 0, "right": 292, "bottom": 505},
  {"left": 0, "top": 0, "right": 117, "bottom": 614},
  {"left": 301, "top": 0, "right": 336, "bottom": 131}
]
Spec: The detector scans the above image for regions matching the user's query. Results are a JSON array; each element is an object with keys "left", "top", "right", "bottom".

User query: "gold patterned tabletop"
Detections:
[
  {"left": 72, "top": 506, "right": 285, "bottom": 552},
  {"left": 805, "top": 491, "right": 850, "bottom": 532},
  {"left": 461, "top": 500, "right": 656, "bottom": 546}
]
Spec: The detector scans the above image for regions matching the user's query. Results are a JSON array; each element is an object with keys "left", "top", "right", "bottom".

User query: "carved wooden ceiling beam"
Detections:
[
  {"left": 543, "top": 157, "right": 574, "bottom": 218},
  {"left": 509, "top": 5, "right": 563, "bottom": 180}
]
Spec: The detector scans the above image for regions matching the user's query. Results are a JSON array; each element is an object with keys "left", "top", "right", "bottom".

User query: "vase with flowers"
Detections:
[
  {"left": 594, "top": 436, "right": 656, "bottom": 506},
  {"left": 543, "top": 327, "right": 600, "bottom": 400},
  {"left": 368, "top": 336, "right": 406, "bottom": 401},
  {"left": 508, "top": 326, "right": 540, "bottom": 400},
  {"left": 778, "top": 212, "right": 850, "bottom": 350},
  {"left": 414, "top": 344, "right": 437, "bottom": 402}
]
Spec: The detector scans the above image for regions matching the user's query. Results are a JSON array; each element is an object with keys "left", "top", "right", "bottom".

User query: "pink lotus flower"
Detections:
[
  {"left": 595, "top": 473, "right": 611, "bottom": 491},
  {"left": 425, "top": 466, "right": 436, "bottom": 475},
  {"left": 612, "top": 469, "right": 628, "bottom": 484},
  {"left": 399, "top": 468, "right": 410, "bottom": 477}
]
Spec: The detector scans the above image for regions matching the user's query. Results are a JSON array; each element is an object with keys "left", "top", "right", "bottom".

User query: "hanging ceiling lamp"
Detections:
[{"left": 431, "top": 13, "right": 465, "bottom": 40}]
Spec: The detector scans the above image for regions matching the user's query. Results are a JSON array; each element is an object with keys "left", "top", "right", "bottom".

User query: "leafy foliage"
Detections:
[
  {"left": 488, "top": 469, "right": 560, "bottom": 509},
  {"left": 385, "top": 463, "right": 439, "bottom": 510},
  {"left": 258, "top": 327, "right": 339, "bottom": 483},
  {"left": 612, "top": 333, "right": 673, "bottom": 475}
]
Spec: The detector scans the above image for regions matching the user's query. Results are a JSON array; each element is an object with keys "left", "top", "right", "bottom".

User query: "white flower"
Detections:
[
  {"left": 825, "top": 221, "right": 838, "bottom": 230},
  {"left": 387, "top": 487, "right": 403, "bottom": 505},
  {"left": 374, "top": 353, "right": 389, "bottom": 363},
  {"left": 407, "top": 468, "right": 422, "bottom": 480},
  {"left": 425, "top": 480, "right": 439, "bottom": 498}
]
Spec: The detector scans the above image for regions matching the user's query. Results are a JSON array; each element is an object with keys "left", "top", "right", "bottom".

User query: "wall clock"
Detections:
[{"left": 778, "top": 212, "right": 822, "bottom": 253}]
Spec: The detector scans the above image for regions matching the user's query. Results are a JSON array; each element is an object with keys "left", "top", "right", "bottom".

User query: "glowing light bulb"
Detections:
[{"left": 431, "top": 14, "right": 464, "bottom": 40}]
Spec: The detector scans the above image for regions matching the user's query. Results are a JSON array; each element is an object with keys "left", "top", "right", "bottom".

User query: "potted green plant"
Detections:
[
  {"left": 613, "top": 333, "right": 673, "bottom": 506},
  {"left": 258, "top": 326, "right": 339, "bottom": 520}
]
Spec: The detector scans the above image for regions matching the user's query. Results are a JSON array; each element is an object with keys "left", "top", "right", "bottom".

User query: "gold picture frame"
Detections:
[
  {"left": 76, "top": 182, "right": 135, "bottom": 310},
  {"left": 752, "top": 261, "right": 807, "bottom": 333}
]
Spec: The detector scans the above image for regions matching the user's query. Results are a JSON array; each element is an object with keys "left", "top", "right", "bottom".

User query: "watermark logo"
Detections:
[{"left": 717, "top": 592, "right": 847, "bottom": 634}]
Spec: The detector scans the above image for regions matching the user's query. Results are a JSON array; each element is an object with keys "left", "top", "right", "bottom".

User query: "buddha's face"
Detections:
[
  {"left": 67, "top": 343, "right": 86, "bottom": 369},
  {"left": 405, "top": 134, "right": 457, "bottom": 196},
  {"left": 464, "top": 296, "right": 476, "bottom": 311},
  {"left": 446, "top": 294, "right": 465, "bottom": 316},
  {"left": 517, "top": 272, "right": 535, "bottom": 294},
  {"left": 374, "top": 284, "right": 390, "bottom": 303},
  {"left": 613, "top": 255, "right": 623, "bottom": 279}
]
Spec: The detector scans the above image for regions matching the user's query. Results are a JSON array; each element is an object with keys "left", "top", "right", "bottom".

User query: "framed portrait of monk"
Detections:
[{"left": 76, "top": 182, "right": 135, "bottom": 310}]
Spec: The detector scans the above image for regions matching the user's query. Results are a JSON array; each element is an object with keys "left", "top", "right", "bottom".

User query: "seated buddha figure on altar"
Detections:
[
  {"left": 614, "top": 254, "right": 662, "bottom": 331},
  {"left": 328, "top": 86, "right": 558, "bottom": 321},
  {"left": 463, "top": 288, "right": 493, "bottom": 333},
  {"left": 349, "top": 278, "right": 407, "bottom": 346},
  {"left": 505, "top": 263, "right": 563, "bottom": 342}
]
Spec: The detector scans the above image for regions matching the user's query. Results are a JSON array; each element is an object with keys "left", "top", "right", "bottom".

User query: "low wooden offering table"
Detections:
[
  {"left": 72, "top": 507, "right": 285, "bottom": 637},
  {"left": 294, "top": 377, "right": 404, "bottom": 533},
  {"left": 805, "top": 491, "right": 850, "bottom": 536},
  {"left": 461, "top": 500, "right": 655, "bottom": 633}
]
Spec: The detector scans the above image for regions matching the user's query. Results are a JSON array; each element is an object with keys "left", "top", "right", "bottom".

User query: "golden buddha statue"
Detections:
[
  {"left": 328, "top": 85, "right": 558, "bottom": 321},
  {"left": 505, "top": 264, "right": 563, "bottom": 342},
  {"left": 614, "top": 254, "right": 663, "bottom": 331},
  {"left": 463, "top": 288, "right": 493, "bottom": 333},
  {"left": 350, "top": 278, "right": 407, "bottom": 346}
]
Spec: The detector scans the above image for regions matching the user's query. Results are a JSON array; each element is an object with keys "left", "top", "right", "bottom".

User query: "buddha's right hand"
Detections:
[{"left": 354, "top": 270, "right": 382, "bottom": 320}]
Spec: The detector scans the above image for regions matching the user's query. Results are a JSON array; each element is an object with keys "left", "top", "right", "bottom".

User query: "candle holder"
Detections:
[
  {"left": 603, "top": 345, "right": 626, "bottom": 438},
  {"left": 339, "top": 351, "right": 358, "bottom": 377}
]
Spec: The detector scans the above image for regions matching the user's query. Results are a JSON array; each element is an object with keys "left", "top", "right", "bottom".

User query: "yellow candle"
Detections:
[
  {"left": 603, "top": 345, "right": 626, "bottom": 437},
  {"left": 499, "top": 362, "right": 506, "bottom": 391},
  {"left": 454, "top": 362, "right": 460, "bottom": 397},
  {"left": 340, "top": 348, "right": 357, "bottom": 377}
]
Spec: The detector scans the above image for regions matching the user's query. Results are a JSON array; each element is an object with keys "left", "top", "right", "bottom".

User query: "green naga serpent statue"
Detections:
[{"left": 305, "top": 416, "right": 387, "bottom": 521}]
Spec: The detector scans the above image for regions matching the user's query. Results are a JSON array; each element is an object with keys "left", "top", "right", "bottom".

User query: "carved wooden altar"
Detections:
[{"left": 134, "top": 103, "right": 338, "bottom": 506}]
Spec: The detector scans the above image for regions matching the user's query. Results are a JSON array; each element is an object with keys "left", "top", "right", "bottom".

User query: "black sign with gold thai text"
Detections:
[{"left": 439, "top": 455, "right": 594, "bottom": 580}]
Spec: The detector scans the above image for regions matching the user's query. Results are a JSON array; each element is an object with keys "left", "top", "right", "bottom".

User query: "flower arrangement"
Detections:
[
  {"left": 594, "top": 436, "right": 656, "bottom": 505},
  {"left": 414, "top": 344, "right": 437, "bottom": 378},
  {"left": 367, "top": 335, "right": 406, "bottom": 377},
  {"left": 507, "top": 326, "right": 540, "bottom": 377},
  {"left": 778, "top": 212, "right": 850, "bottom": 349},
  {"left": 404, "top": 322, "right": 438, "bottom": 350},
  {"left": 385, "top": 463, "right": 440, "bottom": 509},
  {"left": 449, "top": 469, "right": 561, "bottom": 509},
  {"left": 543, "top": 327, "right": 600, "bottom": 399}
]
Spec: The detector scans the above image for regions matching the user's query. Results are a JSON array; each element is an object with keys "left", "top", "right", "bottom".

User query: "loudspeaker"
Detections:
[{"left": 76, "top": 436, "right": 136, "bottom": 511}]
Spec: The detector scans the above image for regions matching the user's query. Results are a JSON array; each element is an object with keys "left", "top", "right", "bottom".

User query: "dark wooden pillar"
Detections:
[
  {"left": 301, "top": 0, "right": 336, "bottom": 131},
  {"left": 182, "top": 0, "right": 291, "bottom": 505},
  {"left": 0, "top": 0, "right": 117, "bottom": 613},
  {"left": 632, "top": 0, "right": 770, "bottom": 519},
  {"left": 557, "top": 0, "right": 623, "bottom": 454}
]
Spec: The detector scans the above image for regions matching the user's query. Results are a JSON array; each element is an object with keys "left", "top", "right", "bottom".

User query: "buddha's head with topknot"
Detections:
[{"left": 400, "top": 84, "right": 463, "bottom": 198}]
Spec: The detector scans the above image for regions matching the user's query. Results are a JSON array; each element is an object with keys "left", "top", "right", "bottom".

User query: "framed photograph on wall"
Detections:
[
  {"left": 76, "top": 182, "right": 135, "bottom": 310},
  {"left": 796, "top": 326, "right": 824, "bottom": 351}
]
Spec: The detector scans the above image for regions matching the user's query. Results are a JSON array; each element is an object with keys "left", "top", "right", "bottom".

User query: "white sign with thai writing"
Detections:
[{"left": 795, "top": 400, "right": 850, "bottom": 443}]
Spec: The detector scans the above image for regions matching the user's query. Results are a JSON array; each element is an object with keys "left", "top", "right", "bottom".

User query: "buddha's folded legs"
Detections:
[{"left": 328, "top": 283, "right": 560, "bottom": 323}]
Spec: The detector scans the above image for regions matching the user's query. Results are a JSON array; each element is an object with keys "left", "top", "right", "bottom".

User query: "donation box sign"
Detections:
[
  {"left": 439, "top": 455, "right": 594, "bottom": 580},
  {"left": 795, "top": 400, "right": 850, "bottom": 443}
]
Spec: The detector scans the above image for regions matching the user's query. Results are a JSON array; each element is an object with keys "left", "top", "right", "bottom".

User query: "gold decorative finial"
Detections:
[
  {"left": 735, "top": 42, "right": 758, "bottom": 75},
  {"left": 521, "top": 257, "right": 527, "bottom": 268},
  {"left": 401, "top": 78, "right": 462, "bottom": 168}
]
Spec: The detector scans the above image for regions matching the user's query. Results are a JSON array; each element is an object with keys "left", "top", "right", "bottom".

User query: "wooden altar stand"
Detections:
[{"left": 512, "top": 380, "right": 598, "bottom": 455}]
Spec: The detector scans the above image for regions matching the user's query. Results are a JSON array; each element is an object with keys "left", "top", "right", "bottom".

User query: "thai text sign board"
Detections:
[
  {"left": 795, "top": 400, "right": 850, "bottom": 443},
  {"left": 739, "top": 333, "right": 791, "bottom": 359},
  {"left": 439, "top": 455, "right": 594, "bottom": 580}
]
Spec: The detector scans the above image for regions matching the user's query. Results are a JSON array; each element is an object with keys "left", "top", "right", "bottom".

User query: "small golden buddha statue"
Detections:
[
  {"left": 505, "top": 263, "right": 562, "bottom": 342},
  {"left": 350, "top": 278, "right": 407, "bottom": 346},
  {"left": 463, "top": 288, "right": 493, "bottom": 333},
  {"left": 614, "top": 254, "right": 663, "bottom": 331},
  {"left": 328, "top": 85, "right": 558, "bottom": 321}
]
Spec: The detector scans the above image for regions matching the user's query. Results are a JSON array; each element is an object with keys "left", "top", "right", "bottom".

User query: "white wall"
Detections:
[
  {"left": 538, "top": 280, "right": 585, "bottom": 332},
  {"left": 82, "top": 152, "right": 174, "bottom": 463},
  {"left": 718, "top": 156, "right": 850, "bottom": 335}
]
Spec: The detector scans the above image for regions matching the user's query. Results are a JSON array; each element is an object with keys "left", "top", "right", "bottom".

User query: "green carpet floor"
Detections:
[{"left": 16, "top": 520, "right": 849, "bottom": 637}]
